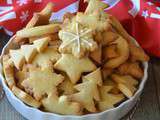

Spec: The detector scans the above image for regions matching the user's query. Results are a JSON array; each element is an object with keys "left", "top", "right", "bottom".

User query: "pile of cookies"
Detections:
[{"left": 2, "top": 0, "right": 149, "bottom": 115}]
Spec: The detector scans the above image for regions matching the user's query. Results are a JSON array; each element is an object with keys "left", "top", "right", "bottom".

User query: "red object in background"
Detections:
[
  {"left": 0, "top": 0, "right": 160, "bottom": 57},
  {"left": 80, "top": 0, "right": 160, "bottom": 57},
  {"left": 0, "top": 0, "right": 79, "bottom": 35}
]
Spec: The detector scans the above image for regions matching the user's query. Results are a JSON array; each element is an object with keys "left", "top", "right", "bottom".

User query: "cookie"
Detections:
[
  {"left": 33, "top": 37, "right": 50, "bottom": 52},
  {"left": 69, "top": 69, "right": 102, "bottom": 112},
  {"left": 42, "top": 92, "right": 82, "bottom": 115},
  {"left": 32, "top": 47, "right": 61, "bottom": 69},
  {"left": 22, "top": 67, "right": 64, "bottom": 100},
  {"left": 118, "top": 62, "right": 144, "bottom": 79},
  {"left": 90, "top": 45, "right": 102, "bottom": 64},
  {"left": 111, "top": 74, "right": 138, "bottom": 98},
  {"left": 21, "top": 45, "right": 37, "bottom": 63},
  {"left": 9, "top": 49, "right": 25, "bottom": 69},
  {"left": 2, "top": 55, "right": 15, "bottom": 88},
  {"left": 12, "top": 86, "right": 41, "bottom": 108},
  {"left": 58, "top": 20, "right": 98, "bottom": 58},
  {"left": 104, "top": 37, "right": 129, "bottom": 68},
  {"left": 54, "top": 54, "right": 96, "bottom": 84},
  {"left": 59, "top": 75, "right": 77, "bottom": 95},
  {"left": 98, "top": 85, "right": 124, "bottom": 111}
]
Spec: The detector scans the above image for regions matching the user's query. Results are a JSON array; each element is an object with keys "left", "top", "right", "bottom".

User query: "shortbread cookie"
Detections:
[
  {"left": 83, "top": 68, "right": 103, "bottom": 86},
  {"left": 118, "top": 62, "right": 144, "bottom": 79},
  {"left": 111, "top": 74, "right": 138, "bottom": 98},
  {"left": 84, "top": 0, "right": 108, "bottom": 14},
  {"left": 22, "top": 67, "right": 64, "bottom": 100},
  {"left": 54, "top": 54, "right": 96, "bottom": 84},
  {"left": 109, "top": 15, "right": 149, "bottom": 62},
  {"left": 69, "top": 69, "right": 102, "bottom": 112},
  {"left": 59, "top": 20, "right": 98, "bottom": 58},
  {"left": 69, "top": 80, "right": 98, "bottom": 112},
  {"left": 9, "top": 49, "right": 25, "bottom": 69},
  {"left": 104, "top": 37, "right": 129, "bottom": 68},
  {"left": 2, "top": 55, "right": 15, "bottom": 88},
  {"left": 90, "top": 45, "right": 102, "bottom": 64},
  {"left": 59, "top": 76, "right": 76, "bottom": 95},
  {"left": 21, "top": 45, "right": 37, "bottom": 63},
  {"left": 103, "top": 78, "right": 120, "bottom": 94},
  {"left": 15, "top": 68, "right": 28, "bottom": 89},
  {"left": 33, "top": 37, "right": 50, "bottom": 52},
  {"left": 98, "top": 85, "right": 124, "bottom": 111},
  {"left": 12, "top": 86, "right": 41, "bottom": 108},
  {"left": 32, "top": 47, "right": 61, "bottom": 69},
  {"left": 76, "top": 11, "right": 110, "bottom": 32},
  {"left": 42, "top": 92, "right": 82, "bottom": 115}
]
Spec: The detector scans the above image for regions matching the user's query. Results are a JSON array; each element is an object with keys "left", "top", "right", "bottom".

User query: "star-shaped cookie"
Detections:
[
  {"left": 59, "top": 20, "right": 98, "bottom": 58},
  {"left": 22, "top": 67, "right": 64, "bottom": 100},
  {"left": 54, "top": 54, "right": 96, "bottom": 84}
]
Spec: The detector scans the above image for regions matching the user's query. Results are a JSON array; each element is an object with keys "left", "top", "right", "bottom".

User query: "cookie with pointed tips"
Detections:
[
  {"left": 98, "top": 85, "right": 124, "bottom": 111},
  {"left": 12, "top": 86, "right": 41, "bottom": 108},
  {"left": 69, "top": 80, "right": 99, "bottom": 112},
  {"left": 82, "top": 68, "right": 103, "bottom": 101},
  {"left": 22, "top": 67, "right": 64, "bottom": 100},
  {"left": 69, "top": 69, "right": 103, "bottom": 112},
  {"left": 111, "top": 74, "right": 138, "bottom": 98},
  {"left": 54, "top": 54, "right": 96, "bottom": 84},
  {"left": 42, "top": 92, "right": 82, "bottom": 115},
  {"left": 104, "top": 37, "right": 129, "bottom": 68},
  {"left": 21, "top": 45, "right": 37, "bottom": 63},
  {"left": 59, "top": 20, "right": 98, "bottom": 58},
  {"left": 9, "top": 49, "right": 25, "bottom": 69},
  {"left": 33, "top": 37, "right": 50, "bottom": 52},
  {"left": 32, "top": 47, "right": 61, "bottom": 69},
  {"left": 83, "top": 68, "right": 103, "bottom": 86},
  {"left": 59, "top": 75, "right": 77, "bottom": 95},
  {"left": 118, "top": 62, "right": 144, "bottom": 79},
  {"left": 84, "top": 0, "right": 109, "bottom": 14},
  {"left": 76, "top": 12, "right": 110, "bottom": 32}
]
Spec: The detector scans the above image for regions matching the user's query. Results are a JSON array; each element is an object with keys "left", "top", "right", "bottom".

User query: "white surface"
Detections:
[{"left": 0, "top": 36, "right": 148, "bottom": 120}]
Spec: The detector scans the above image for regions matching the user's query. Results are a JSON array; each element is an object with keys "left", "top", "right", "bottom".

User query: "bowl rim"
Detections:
[{"left": 0, "top": 35, "right": 148, "bottom": 118}]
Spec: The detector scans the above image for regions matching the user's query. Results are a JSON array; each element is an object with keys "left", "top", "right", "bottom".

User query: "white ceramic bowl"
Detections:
[{"left": 0, "top": 36, "right": 148, "bottom": 120}]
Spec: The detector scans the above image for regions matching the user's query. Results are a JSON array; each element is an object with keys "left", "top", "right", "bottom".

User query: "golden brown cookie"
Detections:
[{"left": 54, "top": 54, "right": 96, "bottom": 84}]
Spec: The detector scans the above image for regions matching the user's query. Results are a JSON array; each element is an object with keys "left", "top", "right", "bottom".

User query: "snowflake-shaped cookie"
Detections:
[{"left": 59, "top": 21, "right": 98, "bottom": 58}]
